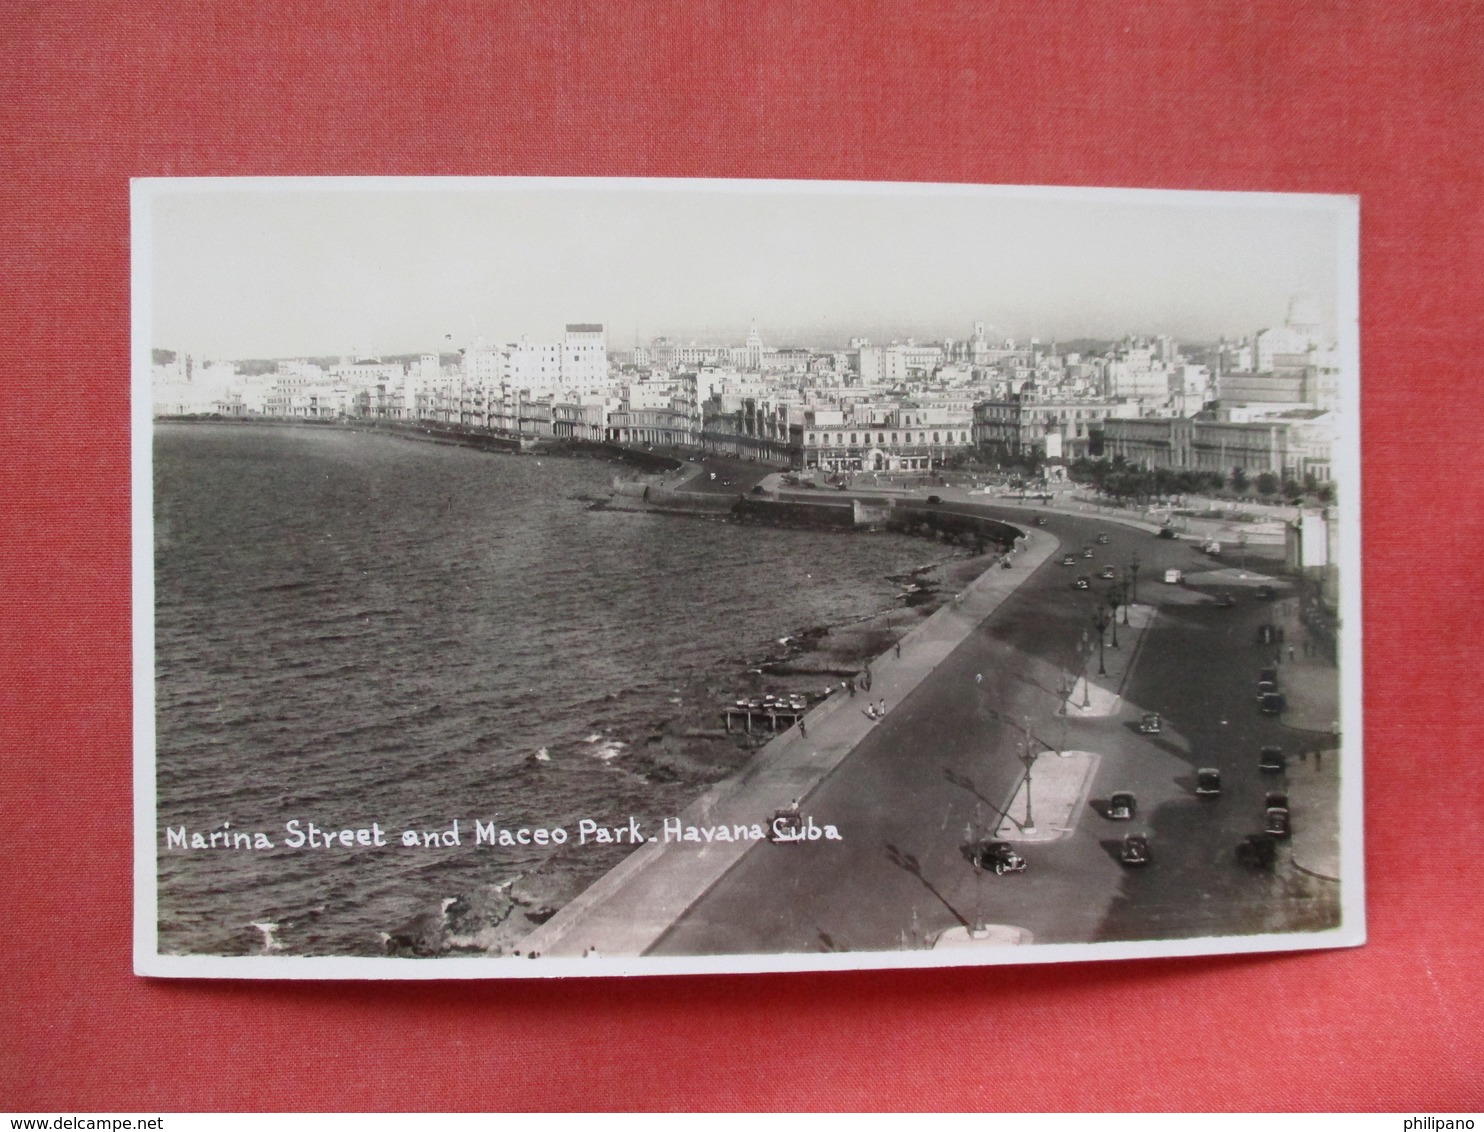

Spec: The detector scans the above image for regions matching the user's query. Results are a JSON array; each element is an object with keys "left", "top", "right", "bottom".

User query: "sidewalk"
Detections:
[
  {"left": 516, "top": 526, "right": 1061, "bottom": 958},
  {"left": 1287, "top": 746, "right": 1342, "bottom": 881}
]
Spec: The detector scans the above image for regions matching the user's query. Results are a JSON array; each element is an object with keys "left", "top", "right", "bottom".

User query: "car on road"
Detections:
[
  {"left": 1138, "top": 712, "right": 1161, "bottom": 734},
  {"left": 1158, "top": 527, "right": 1177, "bottom": 539},
  {"left": 1107, "top": 791, "right": 1137, "bottom": 820},
  {"left": 1035, "top": 516, "right": 1048, "bottom": 526},
  {"left": 1073, "top": 575, "right": 1091, "bottom": 590},
  {"left": 1258, "top": 667, "right": 1278, "bottom": 686},
  {"left": 1259, "top": 745, "right": 1286, "bottom": 773},
  {"left": 1196, "top": 767, "right": 1223, "bottom": 797},
  {"left": 927, "top": 495, "right": 942, "bottom": 505},
  {"left": 1099, "top": 565, "right": 1117, "bottom": 580},
  {"left": 1265, "top": 790, "right": 1289, "bottom": 810},
  {"left": 971, "top": 840, "right": 1027, "bottom": 875},
  {"left": 1236, "top": 833, "right": 1278, "bottom": 870},
  {"left": 1259, "top": 692, "right": 1286, "bottom": 716},
  {"left": 767, "top": 807, "right": 803, "bottom": 842},
  {"left": 1096, "top": 533, "right": 1110, "bottom": 544},
  {"left": 1061, "top": 554, "right": 1077, "bottom": 566},
  {"left": 1119, "top": 833, "right": 1152, "bottom": 866},
  {"left": 1255, "top": 584, "right": 1276, "bottom": 600},
  {"left": 1202, "top": 540, "right": 1222, "bottom": 555},
  {"left": 1265, "top": 806, "right": 1292, "bottom": 839},
  {"left": 1214, "top": 593, "right": 1236, "bottom": 608},
  {"left": 1082, "top": 547, "right": 1095, "bottom": 558},
  {"left": 1164, "top": 568, "right": 1183, "bottom": 584},
  {"left": 1256, "top": 679, "right": 1277, "bottom": 698}
]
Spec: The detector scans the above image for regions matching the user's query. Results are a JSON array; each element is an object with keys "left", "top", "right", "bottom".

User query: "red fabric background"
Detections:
[{"left": 2, "top": 0, "right": 1481, "bottom": 1112}]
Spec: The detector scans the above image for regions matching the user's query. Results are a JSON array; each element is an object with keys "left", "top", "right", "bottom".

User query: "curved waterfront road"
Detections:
[{"left": 521, "top": 491, "right": 1341, "bottom": 960}]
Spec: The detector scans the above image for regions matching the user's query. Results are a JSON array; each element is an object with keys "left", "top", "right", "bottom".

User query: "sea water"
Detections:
[{"left": 153, "top": 423, "right": 936, "bottom": 956}]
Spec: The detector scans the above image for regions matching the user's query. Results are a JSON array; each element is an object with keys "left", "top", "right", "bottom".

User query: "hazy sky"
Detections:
[{"left": 143, "top": 179, "right": 1351, "bottom": 359}]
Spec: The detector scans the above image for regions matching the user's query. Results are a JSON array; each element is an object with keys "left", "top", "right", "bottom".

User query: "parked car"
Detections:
[
  {"left": 1196, "top": 767, "right": 1223, "bottom": 796},
  {"left": 1215, "top": 593, "right": 1236, "bottom": 608},
  {"left": 1236, "top": 833, "right": 1278, "bottom": 870},
  {"left": 1265, "top": 806, "right": 1292, "bottom": 839},
  {"left": 1158, "top": 527, "right": 1177, "bottom": 539},
  {"left": 1255, "top": 584, "right": 1275, "bottom": 600},
  {"left": 1119, "top": 833, "right": 1152, "bottom": 866},
  {"left": 1265, "top": 791, "right": 1289, "bottom": 809},
  {"left": 1256, "top": 679, "right": 1277, "bottom": 698},
  {"left": 1138, "top": 712, "right": 1161, "bottom": 734},
  {"left": 1062, "top": 555, "right": 1077, "bottom": 566},
  {"left": 1096, "top": 533, "right": 1110, "bottom": 544},
  {"left": 1073, "top": 575, "right": 1090, "bottom": 590},
  {"left": 1100, "top": 566, "right": 1117, "bottom": 579},
  {"left": 1202, "top": 540, "right": 1222, "bottom": 555},
  {"left": 1164, "top": 568, "right": 1183, "bottom": 584},
  {"left": 1259, "top": 692, "right": 1286, "bottom": 716},
  {"left": 1258, "top": 667, "right": 1278, "bottom": 686},
  {"left": 926, "top": 495, "right": 942, "bottom": 505},
  {"left": 972, "top": 840, "right": 1026, "bottom": 875},
  {"left": 1107, "top": 791, "right": 1137, "bottom": 820},
  {"left": 1082, "top": 547, "right": 1095, "bottom": 559},
  {"left": 1035, "top": 516, "right": 1048, "bottom": 526},
  {"left": 1259, "top": 745, "right": 1286, "bottom": 773}
]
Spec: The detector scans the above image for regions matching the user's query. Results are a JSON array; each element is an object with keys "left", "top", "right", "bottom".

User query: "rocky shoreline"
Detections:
[{"left": 412, "top": 544, "right": 999, "bottom": 958}]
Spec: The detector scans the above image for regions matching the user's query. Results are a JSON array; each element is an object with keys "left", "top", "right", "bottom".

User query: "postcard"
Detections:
[{"left": 133, "top": 177, "right": 1363, "bottom": 977}]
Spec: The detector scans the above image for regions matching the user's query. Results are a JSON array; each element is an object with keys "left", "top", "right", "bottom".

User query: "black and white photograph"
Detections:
[{"left": 133, "top": 177, "right": 1362, "bottom": 977}]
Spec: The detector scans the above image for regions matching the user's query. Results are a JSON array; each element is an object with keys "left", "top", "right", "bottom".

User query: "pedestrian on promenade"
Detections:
[
  {"left": 877, "top": 698, "right": 886, "bottom": 716},
  {"left": 799, "top": 718, "right": 806, "bottom": 739},
  {"left": 847, "top": 677, "right": 855, "bottom": 697},
  {"left": 895, "top": 641, "right": 901, "bottom": 659}
]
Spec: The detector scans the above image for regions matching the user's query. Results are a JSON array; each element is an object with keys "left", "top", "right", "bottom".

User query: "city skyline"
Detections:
[{"left": 143, "top": 178, "right": 1350, "bottom": 361}]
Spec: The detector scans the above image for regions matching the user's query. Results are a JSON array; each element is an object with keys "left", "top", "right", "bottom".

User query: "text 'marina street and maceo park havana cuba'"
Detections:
[{"left": 133, "top": 178, "right": 1363, "bottom": 978}]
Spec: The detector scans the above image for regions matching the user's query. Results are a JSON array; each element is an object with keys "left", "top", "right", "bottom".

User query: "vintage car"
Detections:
[
  {"left": 1073, "top": 575, "right": 1091, "bottom": 590},
  {"left": 1265, "top": 806, "right": 1292, "bottom": 839},
  {"left": 1236, "top": 833, "right": 1278, "bottom": 870},
  {"left": 1214, "top": 593, "right": 1236, "bottom": 608},
  {"left": 1259, "top": 692, "right": 1286, "bottom": 716},
  {"left": 1258, "top": 667, "right": 1278, "bottom": 687},
  {"left": 1138, "top": 712, "right": 1161, "bottom": 734},
  {"left": 1099, "top": 565, "right": 1117, "bottom": 580},
  {"left": 1082, "top": 547, "right": 1095, "bottom": 558},
  {"left": 1265, "top": 790, "right": 1289, "bottom": 810},
  {"left": 767, "top": 806, "right": 803, "bottom": 842},
  {"left": 1259, "top": 745, "right": 1286, "bottom": 773},
  {"left": 1158, "top": 527, "right": 1177, "bottom": 539},
  {"left": 1096, "top": 533, "right": 1110, "bottom": 544},
  {"left": 1119, "top": 833, "right": 1152, "bottom": 866},
  {"left": 971, "top": 840, "right": 1027, "bottom": 875},
  {"left": 1195, "top": 767, "right": 1223, "bottom": 797},
  {"left": 1035, "top": 516, "right": 1048, "bottom": 526},
  {"left": 1107, "top": 791, "right": 1137, "bottom": 820},
  {"left": 1061, "top": 554, "right": 1077, "bottom": 566},
  {"left": 1255, "top": 584, "right": 1276, "bottom": 600}
]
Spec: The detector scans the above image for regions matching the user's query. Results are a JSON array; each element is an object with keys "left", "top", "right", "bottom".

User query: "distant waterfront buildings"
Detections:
[{"left": 152, "top": 294, "right": 1340, "bottom": 482}]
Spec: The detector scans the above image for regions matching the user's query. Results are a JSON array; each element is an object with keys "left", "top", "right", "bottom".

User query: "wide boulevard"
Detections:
[{"left": 649, "top": 501, "right": 1340, "bottom": 955}]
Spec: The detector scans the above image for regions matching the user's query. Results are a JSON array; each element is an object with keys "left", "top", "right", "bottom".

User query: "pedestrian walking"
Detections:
[
  {"left": 847, "top": 677, "right": 855, "bottom": 697},
  {"left": 799, "top": 718, "right": 806, "bottom": 739},
  {"left": 895, "top": 641, "right": 901, "bottom": 659},
  {"left": 877, "top": 698, "right": 886, "bottom": 716}
]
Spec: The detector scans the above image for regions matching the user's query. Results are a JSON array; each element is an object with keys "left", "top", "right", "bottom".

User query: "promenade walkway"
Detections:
[{"left": 516, "top": 525, "right": 1061, "bottom": 959}]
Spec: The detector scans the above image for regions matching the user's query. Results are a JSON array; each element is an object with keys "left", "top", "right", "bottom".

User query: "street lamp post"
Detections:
[
  {"left": 1092, "top": 607, "right": 1109, "bottom": 676},
  {"left": 1019, "top": 723, "right": 1037, "bottom": 835}
]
